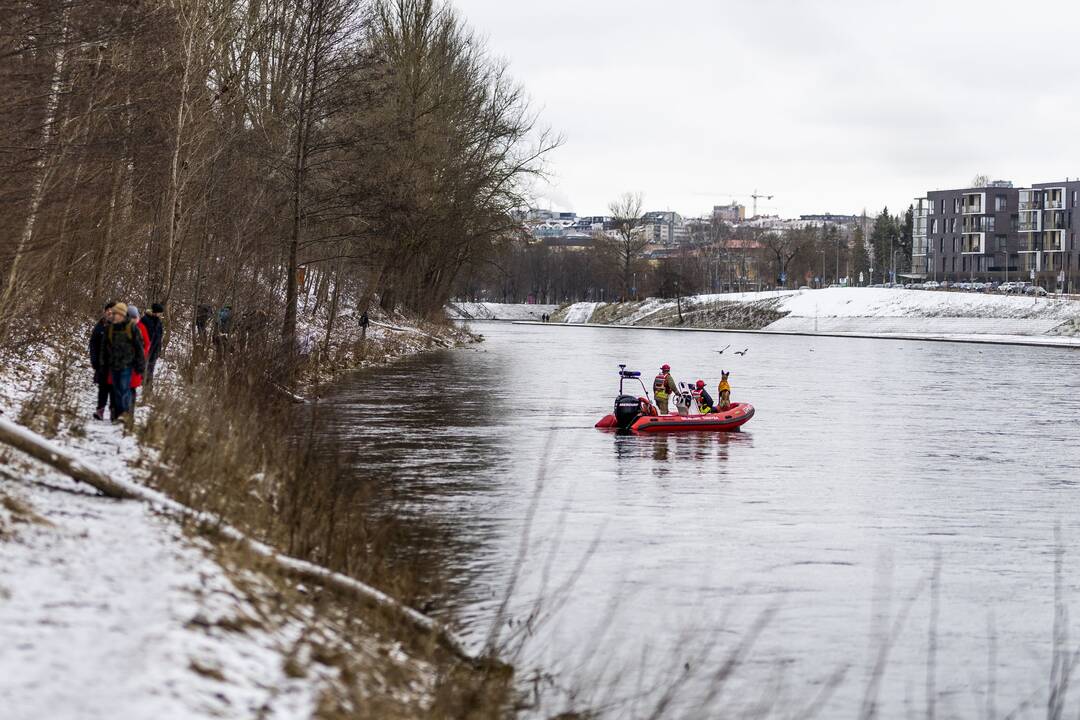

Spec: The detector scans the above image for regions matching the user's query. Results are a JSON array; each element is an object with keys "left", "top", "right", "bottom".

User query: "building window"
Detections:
[
  {"left": 930, "top": 218, "right": 938, "bottom": 234},
  {"left": 953, "top": 198, "right": 961, "bottom": 214},
  {"left": 996, "top": 194, "right": 1007, "bottom": 211},
  {"left": 996, "top": 234, "right": 1007, "bottom": 251}
]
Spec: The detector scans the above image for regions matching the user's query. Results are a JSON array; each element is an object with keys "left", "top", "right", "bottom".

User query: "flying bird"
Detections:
[
  {"left": 715, "top": 344, "right": 731, "bottom": 355},
  {"left": 734, "top": 348, "right": 749, "bottom": 356}
]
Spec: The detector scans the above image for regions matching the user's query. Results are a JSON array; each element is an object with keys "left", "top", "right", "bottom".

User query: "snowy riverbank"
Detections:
[
  {"left": 0, "top": 323, "right": 476, "bottom": 719},
  {"left": 550, "top": 288, "right": 1080, "bottom": 342},
  {"left": 446, "top": 302, "right": 558, "bottom": 321}
]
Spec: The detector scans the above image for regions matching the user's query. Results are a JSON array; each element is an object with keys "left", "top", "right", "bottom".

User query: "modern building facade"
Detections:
[
  {"left": 915, "top": 179, "right": 1080, "bottom": 290},
  {"left": 640, "top": 211, "right": 687, "bottom": 246}
]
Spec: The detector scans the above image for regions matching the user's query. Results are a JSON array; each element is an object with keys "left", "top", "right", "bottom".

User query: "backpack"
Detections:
[{"left": 106, "top": 320, "right": 133, "bottom": 342}]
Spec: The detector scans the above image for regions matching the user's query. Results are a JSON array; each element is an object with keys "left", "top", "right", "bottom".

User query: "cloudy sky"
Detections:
[{"left": 451, "top": 0, "right": 1078, "bottom": 219}]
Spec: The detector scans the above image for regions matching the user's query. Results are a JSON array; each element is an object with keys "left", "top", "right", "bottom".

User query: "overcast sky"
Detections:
[{"left": 451, "top": 0, "right": 1079, "bottom": 219}]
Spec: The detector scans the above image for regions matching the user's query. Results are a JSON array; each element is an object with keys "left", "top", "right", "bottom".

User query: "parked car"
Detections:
[
  {"left": 924, "top": 281, "right": 940, "bottom": 290},
  {"left": 1025, "top": 285, "right": 1048, "bottom": 296}
]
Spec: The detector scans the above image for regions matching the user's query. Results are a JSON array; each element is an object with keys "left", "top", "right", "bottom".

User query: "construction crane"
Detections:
[{"left": 750, "top": 190, "right": 774, "bottom": 219}]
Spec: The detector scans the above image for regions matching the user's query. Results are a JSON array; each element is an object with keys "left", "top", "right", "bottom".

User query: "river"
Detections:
[{"left": 317, "top": 321, "right": 1080, "bottom": 717}]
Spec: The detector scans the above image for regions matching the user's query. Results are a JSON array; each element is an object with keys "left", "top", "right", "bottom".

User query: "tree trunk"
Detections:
[
  {"left": 322, "top": 263, "right": 342, "bottom": 356},
  {"left": 160, "top": 2, "right": 198, "bottom": 304},
  {"left": 1, "top": 16, "right": 69, "bottom": 315}
]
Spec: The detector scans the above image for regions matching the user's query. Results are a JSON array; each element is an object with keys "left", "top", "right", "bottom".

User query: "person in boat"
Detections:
[
  {"left": 718, "top": 370, "right": 732, "bottom": 410},
  {"left": 652, "top": 363, "right": 678, "bottom": 414},
  {"left": 691, "top": 380, "right": 715, "bottom": 414}
]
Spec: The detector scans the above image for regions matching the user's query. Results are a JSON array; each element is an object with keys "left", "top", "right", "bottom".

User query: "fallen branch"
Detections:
[
  {"left": 369, "top": 320, "right": 453, "bottom": 348},
  {"left": 0, "top": 416, "right": 479, "bottom": 665}
]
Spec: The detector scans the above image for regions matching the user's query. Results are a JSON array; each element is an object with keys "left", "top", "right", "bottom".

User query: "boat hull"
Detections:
[{"left": 595, "top": 402, "right": 755, "bottom": 433}]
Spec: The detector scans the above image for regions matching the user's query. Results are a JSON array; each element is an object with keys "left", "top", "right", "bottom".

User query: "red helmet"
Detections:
[
  {"left": 696, "top": 380, "right": 705, "bottom": 389},
  {"left": 661, "top": 363, "right": 671, "bottom": 371}
]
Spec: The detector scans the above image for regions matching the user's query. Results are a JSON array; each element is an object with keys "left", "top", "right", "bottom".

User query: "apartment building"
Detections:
[
  {"left": 914, "top": 179, "right": 1080, "bottom": 289},
  {"left": 712, "top": 202, "right": 746, "bottom": 224},
  {"left": 640, "top": 211, "right": 688, "bottom": 246}
]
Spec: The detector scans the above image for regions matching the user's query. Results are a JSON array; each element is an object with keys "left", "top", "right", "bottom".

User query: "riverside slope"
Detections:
[{"left": 548, "top": 288, "right": 1080, "bottom": 344}]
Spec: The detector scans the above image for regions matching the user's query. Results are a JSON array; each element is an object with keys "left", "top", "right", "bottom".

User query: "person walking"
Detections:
[
  {"left": 126, "top": 305, "right": 151, "bottom": 405},
  {"left": 99, "top": 302, "right": 145, "bottom": 424},
  {"left": 652, "top": 363, "right": 678, "bottom": 414},
  {"left": 140, "top": 302, "right": 165, "bottom": 390},
  {"left": 89, "top": 300, "right": 116, "bottom": 421},
  {"left": 359, "top": 310, "right": 369, "bottom": 342}
]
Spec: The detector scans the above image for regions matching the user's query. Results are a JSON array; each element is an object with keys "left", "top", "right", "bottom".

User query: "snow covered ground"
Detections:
[
  {"left": 553, "top": 288, "right": 1080, "bottom": 340},
  {"left": 0, "top": 341, "right": 437, "bottom": 719},
  {"left": 446, "top": 301, "right": 558, "bottom": 321}
]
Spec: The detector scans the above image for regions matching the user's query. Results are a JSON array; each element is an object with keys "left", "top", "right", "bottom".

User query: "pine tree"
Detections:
[
  {"left": 851, "top": 226, "right": 871, "bottom": 285},
  {"left": 869, "top": 208, "right": 900, "bottom": 282},
  {"left": 899, "top": 205, "right": 914, "bottom": 273}
]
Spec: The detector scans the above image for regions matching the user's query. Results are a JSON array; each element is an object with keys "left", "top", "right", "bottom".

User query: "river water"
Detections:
[{"left": 320, "top": 322, "right": 1080, "bottom": 717}]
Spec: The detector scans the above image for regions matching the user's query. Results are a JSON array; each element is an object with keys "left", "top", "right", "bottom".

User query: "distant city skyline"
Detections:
[{"left": 452, "top": 0, "right": 1080, "bottom": 219}]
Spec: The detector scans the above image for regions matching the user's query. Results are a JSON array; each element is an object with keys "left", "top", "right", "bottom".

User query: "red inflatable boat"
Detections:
[
  {"left": 596, "top": 402, "right": 755, "bottom": 433},
  {"left": 596, "top": 365, "right": 754, "bottom": 433}
]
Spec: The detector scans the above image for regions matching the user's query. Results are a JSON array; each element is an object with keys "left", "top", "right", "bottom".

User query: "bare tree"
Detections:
[
  {"left": 606, "top": 191, "right": 647, "bottom": 299},
  {"left": 763, "top": 228, "right": 812, "bottom": 287}
]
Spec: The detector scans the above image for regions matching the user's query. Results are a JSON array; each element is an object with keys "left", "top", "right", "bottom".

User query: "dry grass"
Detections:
[{"left": 137, "top": 337, "right": 519, "bottom": 718}]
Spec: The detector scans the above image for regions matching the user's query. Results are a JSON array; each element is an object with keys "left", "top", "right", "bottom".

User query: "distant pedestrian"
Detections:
[
  {"left": 359, "top": 310, "right": 369, "bottom": 341},
  {"left": 89, "top": 300, "right": 116, "bottom": 421},
  {"left": 214, "top": 305, "right": 233, "bottom": 353},
  {"left": 140, "top": 302, "right": 165, "bottom": 390},
  {"left": 195, "top": 304, "right": 212, "bottom": 338},
  {"left": 99, "top": 302, "right": 145, "bottom": 423}
]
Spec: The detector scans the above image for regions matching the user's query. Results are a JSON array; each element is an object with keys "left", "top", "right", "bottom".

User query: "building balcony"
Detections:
[
  {"left": 1044, "top": 230, "right": 1065, "bottom": 252},
  {"left": 962, "top": 192, "right": 985, "bottom": 215},
  {"left": 1018, "top": 218, "right": 1042, "bottom": 233},
  {"left": 961, "top": 232, "right": 985, "bottom": 254}
]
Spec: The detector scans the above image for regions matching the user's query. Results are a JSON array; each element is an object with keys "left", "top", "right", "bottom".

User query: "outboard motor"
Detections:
[
  {"left": 608, "top": 364, "right": 652, "bottom": 430},
  {"left": 613, "top": 394, "right": 642, "bottom": 430}
]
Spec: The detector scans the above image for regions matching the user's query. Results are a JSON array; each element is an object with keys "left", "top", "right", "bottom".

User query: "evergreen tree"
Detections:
[
  {"left": 899, "top": 205, "right": 914, "bottom": 273},
  {"left": 869, "top": 208, "right": 900, "bottom": 282},
  {"left": 850, "top": 225, "right": 871, "bottom": 284}
]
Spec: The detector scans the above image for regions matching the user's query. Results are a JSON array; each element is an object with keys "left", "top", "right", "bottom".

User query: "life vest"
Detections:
[
  {"left": 653, "top": 373, "right": 669, "bottom": 398},
  {"left": 718, "top": 379, "right": 731, "bottom": 393},
  {"left": 691, "top": 387, "right": 713, "bottom": 414}
]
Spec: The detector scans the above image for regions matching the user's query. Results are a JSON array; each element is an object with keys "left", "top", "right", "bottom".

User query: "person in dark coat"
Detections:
[
  {"left": 140, "top": 302, "right": 165, "bottom": 390},
  {"left": 99, "top": 302, "right": 145, "bottom": 422},
  {"left": 89, "top": 300, "right": 117, "bottom": 421},
  {"left": 359, "top": 310, "right": 369, "bottom": 341}
]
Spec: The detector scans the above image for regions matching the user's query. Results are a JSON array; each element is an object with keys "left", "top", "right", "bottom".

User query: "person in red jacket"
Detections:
[{"left": 127, "top": 305, "right": 152, "bottom": 403}]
